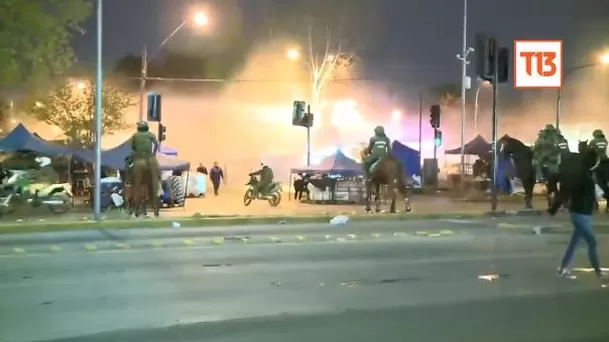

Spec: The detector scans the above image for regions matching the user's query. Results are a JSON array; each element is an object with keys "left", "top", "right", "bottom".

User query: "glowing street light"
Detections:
[
  {"left": 75, "top": 81, "right": 86, "bottom": 90},
  {"left": 391, "top": 110, "right": 402, "bottom": 122},
  {"left": 194, "top": 12, "right": 209, "bottom": 26},
  {"left": 556, "top": 50, "right": 609, "bottom": 129},
  {"left": 138, "top": 10, "right": 210, "bottom": 121},
  {"left": 286, "top": 48, "right": 300, "bottom": 61}
]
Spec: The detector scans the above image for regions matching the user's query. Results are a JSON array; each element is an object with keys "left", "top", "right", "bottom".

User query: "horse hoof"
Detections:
[
  {"left": 375, "top": 209, "right": 381, "bottom": 214},
  {"left": 390, "top": 210, "right": 397, "bottom": 214},
  {"left": 365, "top": 209, "right": 372, "bottom": 214},
  {"left": 405, "top": 206, "right": 412, "bottom": 212}
]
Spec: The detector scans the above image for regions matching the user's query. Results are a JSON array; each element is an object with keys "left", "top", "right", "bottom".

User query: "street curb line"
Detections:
[{"left": 0, "top": 209, "right": 545, "bottom": 235}]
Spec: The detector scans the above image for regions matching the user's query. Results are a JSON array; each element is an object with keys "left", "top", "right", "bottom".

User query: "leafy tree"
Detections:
[
  {"left": 29, "top": 80, "right": 132, "bottom": 148},
  {"left": 0, "top": 0, "right": 92, "bottom": 86}
]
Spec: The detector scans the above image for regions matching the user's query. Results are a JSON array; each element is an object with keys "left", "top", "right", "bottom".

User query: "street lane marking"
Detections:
[
  {"left": 0, "top": 230, "right": 465, "bottom": 256},
  {"left": 84, "top": 244, "right": 97, "bottom": 251},
  {"left": 115, "top": 243, "right": 130, "bottom": 249}
]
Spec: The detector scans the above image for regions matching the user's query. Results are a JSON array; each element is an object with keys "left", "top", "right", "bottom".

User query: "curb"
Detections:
[
  {"left": 0, "top": 229, "right": 461, "bottom": 256},
  {"left": 0, "top": 209, "right": 545, "bottom": 235}
]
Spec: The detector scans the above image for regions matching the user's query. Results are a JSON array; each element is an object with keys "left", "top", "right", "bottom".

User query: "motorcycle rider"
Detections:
[
  {"left": 532, "top": 124, "right": 560, "bottom": 180},
  {"left": 588, "top": 129, "right": 608, "bottom": 169},
  {"left": 130, "top": 121, "right": 160, "bottom": 177},
  {"left": 249, "top": 161, "right": 274, "bottom": 198},
  {"left": 362, "top": 125, "right": 392, "bottom": 178}
]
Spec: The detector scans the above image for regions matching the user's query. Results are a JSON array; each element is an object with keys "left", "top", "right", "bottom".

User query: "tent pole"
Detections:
[{"left": 182, "top": 170, "right": 189, "bottom": 211}]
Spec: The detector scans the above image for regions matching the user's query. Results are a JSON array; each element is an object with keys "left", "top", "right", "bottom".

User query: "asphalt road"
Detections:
[{"left": 1, "top": 217, "right": 609, "bottom": 342}]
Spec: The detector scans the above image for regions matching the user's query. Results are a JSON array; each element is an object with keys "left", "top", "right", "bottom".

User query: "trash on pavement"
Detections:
[
  {"left": 330, "top": 215, "right": 349, "bottom": 225},
  {"left": 478, "top": 274, "right": 499, "bottom": 282}
]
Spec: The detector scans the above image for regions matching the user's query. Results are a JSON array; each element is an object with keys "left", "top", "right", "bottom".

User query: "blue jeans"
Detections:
[{"left": 560, "top": 212, "right": 601, "bottom": 274}]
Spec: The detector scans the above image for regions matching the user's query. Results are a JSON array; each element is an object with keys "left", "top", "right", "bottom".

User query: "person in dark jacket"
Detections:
[
  {"left": 209, "top": 162, "right": 224, "bottom": 196},
  {"left": 293, "top": 173, "right": 310, "bottom": 201},
  {"left": 551, "top": 147, "right": 606, "bottom": 280}
]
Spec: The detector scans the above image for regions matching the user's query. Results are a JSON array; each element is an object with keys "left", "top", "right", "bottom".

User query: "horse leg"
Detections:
[
  {"left": 523, "top": 176, "right": 534, "bottom": 209},
  {"left": 374, "top": 183, "right": 381, "bottom": 213},
  {"left": 364, "top": 179, "right": 372, "bottom": 213},
  {"left": 389, "top": 183, "right": 397, "bottom": 214},
  {"left": 150, "top": 176, "right": 160, "bottom": 217}
]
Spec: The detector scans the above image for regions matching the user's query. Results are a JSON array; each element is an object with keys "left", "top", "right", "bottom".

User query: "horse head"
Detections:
[{"left": 578, "top": 140, "right": 589, "bottom": 154}]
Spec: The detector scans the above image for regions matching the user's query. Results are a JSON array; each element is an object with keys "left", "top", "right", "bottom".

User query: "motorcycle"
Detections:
[
  {"left": 243, "top": 175, "right": 282, "bottom": 207},
  {"left": 0, "top": 170, "right": 73, "bottom": 214}
]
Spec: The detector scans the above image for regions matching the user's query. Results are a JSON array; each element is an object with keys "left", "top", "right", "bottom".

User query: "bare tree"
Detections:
[{"left": 266, "top": 0, "right": 378, "bottom": 109}]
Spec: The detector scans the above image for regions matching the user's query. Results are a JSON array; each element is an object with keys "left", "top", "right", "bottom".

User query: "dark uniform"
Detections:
[
  {"left": 362, "top": 125, "right": 392, "bottom": 177},
  {"left": 532, "top": 124, "right": 560, "bottom": 177},
  {"left": 130, "top": 121, "right": 160, "bottom": 178},
  {"left": 249, "top": 162, "right": 274, "bottom": 197},
  {"left": 588, "top": 129, "right": 608, "bottom": 167}
]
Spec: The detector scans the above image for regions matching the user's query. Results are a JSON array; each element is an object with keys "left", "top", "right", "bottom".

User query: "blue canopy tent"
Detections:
[
  {"left": 159, "top": 146, "right": 178, "bottom": 156},
  {"left": 75, "top": 139, "right": 190, "bottom": 171},
  {"left": 290, "top": 150, "right": 362, "bottom": 176},
  {"left": 445, "top": 134, "right": 491, "bottom": 155},
  {"left": 391, "top": 141, "right": 422, "bottom": 188},
  {"left": 0, "top": 124, "right": 75, "bottom": 156}
]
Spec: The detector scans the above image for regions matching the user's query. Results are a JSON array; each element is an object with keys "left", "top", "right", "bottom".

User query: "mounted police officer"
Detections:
[
  {"left": 556, "top": 129, "right": 570, "bottom": 152},
  {"left": 362, "top": 125, "right": 392, "bottom": 178},
  {"left": 532, "top": 124, "right": 560, "bottom": 180},
  {"left": 588, "top": 129, "right": 608, "bottom": 169},
  {"left": 130, "top": 121, "right": 160, "bottom": 177}
]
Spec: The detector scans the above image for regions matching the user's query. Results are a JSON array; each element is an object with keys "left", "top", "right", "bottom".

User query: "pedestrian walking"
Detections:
[
  {"left": 550, "top": 148, "right": 606, "bottom": 280},
  {"left": 209, "top": 162, "right": 225, "bottom": 196}
]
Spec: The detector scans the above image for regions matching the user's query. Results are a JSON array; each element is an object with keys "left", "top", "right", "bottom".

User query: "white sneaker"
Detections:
[{"left": 557, "top": 267, "right": 577, "bottom": 279}]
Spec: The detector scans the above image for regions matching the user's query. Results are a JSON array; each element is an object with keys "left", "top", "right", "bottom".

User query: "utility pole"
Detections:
[
  {"left": 456, "top": 0, "right": 474, "bottom": 191},
  {"left": 139, "top": 46, "right": 147, "bottom": 122}
]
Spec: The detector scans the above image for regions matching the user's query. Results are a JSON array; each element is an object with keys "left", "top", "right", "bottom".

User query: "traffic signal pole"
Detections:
[
  {"left": 433, "top": 128, "right": 438, "bottom": 189},
  {"left": 306, "top": 105, "right": 311, "bottom": 166},
  {"left": 490, "top": 41, "right": 499, "bottom": 211}
]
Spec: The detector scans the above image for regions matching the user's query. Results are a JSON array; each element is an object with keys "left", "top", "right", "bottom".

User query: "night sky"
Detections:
[{"left": 73, "top": 0, "right": 609, "bottom": 89}]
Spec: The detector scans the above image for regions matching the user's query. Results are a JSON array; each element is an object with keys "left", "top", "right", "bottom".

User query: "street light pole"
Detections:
[
  {"left": 93, "top": 0, "right": 103, "bottom": 220},
  {"left": 138, "top": 19, "right": 202, "bottom": 121},
  {"left": 474, "top": 84, "right": 480, "bottom": 135},
  {"left": 456, "top": 0, "right": 473, "bottom": 190}
]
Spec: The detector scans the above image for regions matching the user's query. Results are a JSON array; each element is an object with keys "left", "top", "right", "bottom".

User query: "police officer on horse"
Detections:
[
  {"left": 533, "top": 124, "right": 562, "bottom": 181},
  {"left": 362, "top": 125, "right": 392, "bottom": 179}
]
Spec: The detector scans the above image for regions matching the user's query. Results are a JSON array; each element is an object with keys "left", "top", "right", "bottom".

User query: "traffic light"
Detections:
[
  {"left": 429, "top": 104, "right": 440, "bottom": 128},
  {"left": 292, "top": 100, "right": 306, "bottom": 126},
  {"left": 475, "top": 32, "right": 509, "bottom": 84},
  {"left": 147, "top": 92, "right": 162, "bottom": 122},
  {"left": 158, "top": 123, "right": 166, "bottom": 142},
  {"left": 475, "top": 33, "right": 495, "bottom": 82},
  {"left": 434, "top": 129, "right": 442, "bottom": 147},
  {"left": 496, "top": 47, "right": 509, "bottom": 83}
]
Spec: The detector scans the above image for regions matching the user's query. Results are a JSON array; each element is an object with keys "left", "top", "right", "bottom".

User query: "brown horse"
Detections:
[
  {"left": 131, "top": 157, "right": 160, "bottom": 217},
  {"left": 361, "top": 151, "right": 412, "bottom": 213}
]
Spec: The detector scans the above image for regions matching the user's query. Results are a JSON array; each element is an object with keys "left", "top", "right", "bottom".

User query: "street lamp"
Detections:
[
  {"left": 555, "top": 52, "right": 609, "bottom": 129},
  {"left": 138, "top": 11, "right": 209, "bottom": 121},
  {"left": 286, "top": 48, "right": 300, "bottom": 61},
  {"left": 75, "top": 81, "right": 86, "bottom": 90},
  {"left": 391, "top": 109, "right": 402, "bottom": 122}
]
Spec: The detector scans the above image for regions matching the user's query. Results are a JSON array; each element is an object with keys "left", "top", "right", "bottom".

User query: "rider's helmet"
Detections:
[
  {"left": 593, "top": 129, "right": 604, "bottom": 138},
  {"left": 136, "top": 121, "right": 149, "bottom": 132},
  {"left": 260, "top": 160, "right": 266, "bottom": 168},
  {"left": 374, "top": 125, "right": 385, "bottom": 136},
  {"left": 545, "top": 124, "right": 555, "bottom": 132}
]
